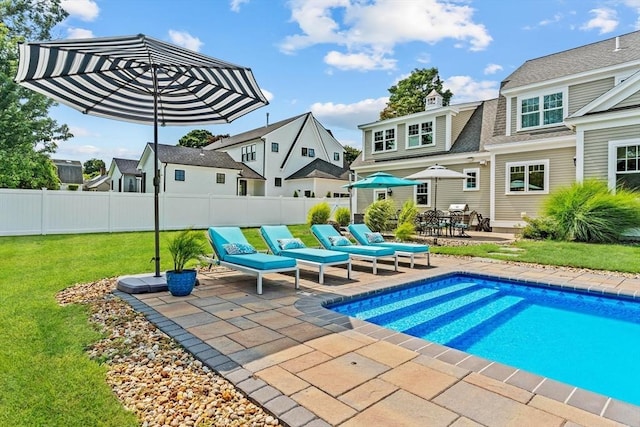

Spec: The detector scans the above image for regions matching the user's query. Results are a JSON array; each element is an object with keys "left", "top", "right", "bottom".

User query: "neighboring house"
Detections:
[
  {"left": 352, "top": 31, "right": 640, "bottom": 232},
  {"left": 108, "top": 158, "right": 142, "bottom": 192},
  {"left": 137, "top": 143, "right": 262, "bottom": 195},
  {"left": 84, "top": 174, "right": 111, "bottom": 191},
  {"left": 205, "top": 112, "right": 349, "bottom": 197},
  {"left": 52, "top": 159, "right": 83, "bottom": 191}
]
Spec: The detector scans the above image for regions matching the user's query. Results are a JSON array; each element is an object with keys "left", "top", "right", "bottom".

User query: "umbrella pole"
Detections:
[{"left": 152, "top": 65, "right": 161, "bottom": 277}]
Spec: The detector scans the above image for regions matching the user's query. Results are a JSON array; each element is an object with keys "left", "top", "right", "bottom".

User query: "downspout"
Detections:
[
  {"left": 163, "top": 163, "right": 168, "bottom": 192},
  {"left": 262, "top": 138, "right": 266, "bottom": 195}
]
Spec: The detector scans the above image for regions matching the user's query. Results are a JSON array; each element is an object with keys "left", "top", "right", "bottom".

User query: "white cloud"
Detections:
[
  {"left": 279, "top": 0, "right": 492, "bottom": 71},
  {"left": 61, "top": 0, "right": 99, "bottom": 21},
  {"left": 324, "top": 51, "right": 396, "bottom": 71},
  {"left": 311, "top": 97, "right": 388, "bottom": 130},
  {"left": 444, "top": 75, "right": 499, "bottom": 103},
  {"left": 581, "top": 8, "right": 618, "bottom": 34},
  {"left": 539, "top": 13, "right": 563, "bottom": 26},
  {"left": 66, "top": 27, "right": 94, "bottom": 39},
  {"left": 260, "top": 88, "right": 274, "bottom": 102},
  {"left": 230, "top": 0, "right": 250, "bottom": 12},
  {"left": 483, "top": 63, "right": 503, "bottom": 75},
  {"left": 68, "top": 126, "right": 99, "bottom": 138},
  {"left": 168, "top": 30, "right": 203, "bottom": 52}
]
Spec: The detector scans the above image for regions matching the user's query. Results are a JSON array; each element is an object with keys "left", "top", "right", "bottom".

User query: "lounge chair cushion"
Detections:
[
  {"left": 365, "top": 232, "right": 385, "bottom": 243},
  {"left": 223, "top": 242, "right": 257, "bottom": 255},
  {"left": 280, "top": 248, "right": 348, "bottom": 264},
  {"left": 329, "top": 235, "right": 352, "bottom": 246},
  {"left": 312, "top": 224, "right": 395, "bottom": 257},
  {"left": 277, "top": 238, "right": 305, "bottom": 250},
  {"left": 374, "top": 242, "right": 430, "bottom": 253},
  {"left": 225, "top": 252, "right": 297, "bottom": 270}
]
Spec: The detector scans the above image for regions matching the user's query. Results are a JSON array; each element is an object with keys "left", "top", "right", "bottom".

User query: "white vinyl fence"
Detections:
[{"left": 0, "top": 189, "right": 349, "bottom": 236}]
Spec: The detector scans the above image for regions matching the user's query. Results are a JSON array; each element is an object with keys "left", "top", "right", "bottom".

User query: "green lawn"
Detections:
[{"left": 0, "top": 228, "right": 638, "bottom": 425}]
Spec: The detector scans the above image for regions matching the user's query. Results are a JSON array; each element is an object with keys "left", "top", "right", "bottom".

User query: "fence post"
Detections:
[{"left": 40, "top": 188, "right": 48, "bottom": 235}]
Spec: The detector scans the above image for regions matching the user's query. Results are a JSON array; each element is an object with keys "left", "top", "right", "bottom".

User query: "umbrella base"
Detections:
[{"left": 117, "top": 272, "right": 168, "bottom": 294}]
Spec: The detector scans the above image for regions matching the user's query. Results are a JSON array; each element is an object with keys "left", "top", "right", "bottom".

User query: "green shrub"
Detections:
[
  {"left": 293, "top": 190, "right": 299, "bottom": 197},
  {"left": 521, "top": 216, "right": 560, "bottom": 240},
  {"left": 307, "top": 202, "right": 331, "bottom": 225},
  {"left": 543, "top": 179, "right": 640, "bottom": 243},
  {"left": 326, "top": 191, "right": 332, "bottom": 198},
  {"left": 395, "top": 221, "right": 416, "bottom": 242},
  {"left": 334, "top": 206, "right": 351, "bottom": 227},
  {"left": 67, "top": 184, "right": 79, "bottom": 191},
  {"left": 397, "top": 200, "right": 418, "bottom": 226},
  {"left": 364, "top": 199, "right": 396, "bottom": 232}
]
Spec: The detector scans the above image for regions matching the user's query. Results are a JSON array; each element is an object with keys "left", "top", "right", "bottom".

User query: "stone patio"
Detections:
[{"left": 117, "top": 254, "right": 640, "bottom": 427}]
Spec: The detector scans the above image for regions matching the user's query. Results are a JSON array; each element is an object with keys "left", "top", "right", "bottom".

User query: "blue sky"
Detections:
[{"left": 48, "top": 0, "right": 640, "bottom": 165}]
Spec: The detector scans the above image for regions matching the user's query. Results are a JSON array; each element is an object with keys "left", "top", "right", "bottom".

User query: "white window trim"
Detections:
[
  {"left": 372, "top": 127, "right": 398, "bottom": 154},
  {"left": 463, "top": 168, "right": 480, "bottom": 192},
  {"left": 405, "top": 119, "right": 436, "bottom": 150},
  {"left": 414, "top": 181, "right": 431, "bottom": 207},
  {"left": 505, "top": 159, "right": 550, "bottom": 195},
  {"left": 516, "top": 88, "right": 568, "bottom": 132},
  {"left": 608, "top": 138, "right": 640, "bottom": 191},
  {"left": 373, "top": 189, "right": 387, "bottom": 200}
]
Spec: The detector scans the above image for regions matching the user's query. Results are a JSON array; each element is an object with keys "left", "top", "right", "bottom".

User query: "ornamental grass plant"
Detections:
[{"left": 541, "top": 179, "right": 640, "bottom": 243}]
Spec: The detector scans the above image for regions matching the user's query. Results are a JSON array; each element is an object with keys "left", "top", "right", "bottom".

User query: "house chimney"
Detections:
[{"left": 266, "top": 112, "right": 269, "bottom": 126}]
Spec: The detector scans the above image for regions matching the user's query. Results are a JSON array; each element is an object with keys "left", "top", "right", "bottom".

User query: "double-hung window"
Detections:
[
  {"left": 242, "top": 144, "right": 256, "bottom": 162},
  {"left": 407, "top": 121, "right": 434, "bottom": 148},
  {"left": 520, "top": 91, "right": 564, "bottom": 129},
  {"left": 463, "top": 168, "right": 479, "bottom": 191},
  {"left": 415, "top": 182, "right": 430, "bottom": 206},
  {"left": 216, "top": 173, "right": 225, "bottom": 184},
  {"left": 610, "top": 139, "right": 640, "bottom": 191},
  {"left": 373, "top": 128, "right": 395, "bottom": 153},
  {"left": 506, "top": 160, "right": 548, "bottom": 193}
]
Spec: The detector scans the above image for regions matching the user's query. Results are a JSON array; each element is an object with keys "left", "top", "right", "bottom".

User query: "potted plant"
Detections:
[{"left": 166, "top": 229, "right": 206, "bottom": 296}]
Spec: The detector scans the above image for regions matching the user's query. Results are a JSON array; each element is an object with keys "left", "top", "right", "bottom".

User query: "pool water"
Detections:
[{"left": 328, "top": 273, "right": 640, "bottom": 406}]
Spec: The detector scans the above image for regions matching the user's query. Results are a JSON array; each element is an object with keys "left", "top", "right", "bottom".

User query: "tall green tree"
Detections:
[
  {"left": 0, "top": 0, "right": 72, "bottom": 189},
  {"left": 178, "top": 129, "right": 229, "bottom": 148},
  {"left": 380, "top": 67, "right": 453, "bottom": 120},
  {"left": 343, "top": 144, "right": 361, "bottom": 165},
  {"left": 83, "top": 158, "right": 106, "bottom": 177}
]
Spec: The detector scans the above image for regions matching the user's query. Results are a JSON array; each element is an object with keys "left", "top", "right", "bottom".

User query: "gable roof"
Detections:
[
  {"left": 113, "top": 158, "right": 142, "bottom": 176},
  {"left": 501, "top": 30, "right": 640, "bottom": 91},
  {"left": 286, "top": 158, "right": 349, "bottom": 180},
  {"left": 52, "top": 159, "right": 83, "bottom": 184},
  {"left": 85, "top": 174, "right": 110, "bottom": 189},
  {"left": 239, "top": 164, "right": 265, "bottom": 180},
  {"left": 206, "top": 113, "right": 307, "bottom": 149},
  {"left": 150, "top": 143, "right": 243, "bottom": 169}
]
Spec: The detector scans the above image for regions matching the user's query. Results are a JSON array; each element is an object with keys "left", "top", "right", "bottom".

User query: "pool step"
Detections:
[
  {"left": 419, "top": 295, "right": 526, "bottom": 345},
  {"left": 339, "top": 282, "right": 478, "bottom": 321},
  {"left": 383, "top": 287, "right": 499, "bottom": 332}
]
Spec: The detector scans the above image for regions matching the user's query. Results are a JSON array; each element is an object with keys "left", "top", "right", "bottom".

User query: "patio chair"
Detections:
[
  {"left": 348, "top": 223, "right": 430, "bottom": 268},
  {"left": 207, "top": 226, "right": 299, "bottom": 295},
  {"left": 260, "top": 225, "right": 351, "bottom": 284},
  {"left": 449, "top": 210, "right": 470, "bottom": 237},
  {"left": 310, "top": 224, "right": 398, "bottom": 274}
]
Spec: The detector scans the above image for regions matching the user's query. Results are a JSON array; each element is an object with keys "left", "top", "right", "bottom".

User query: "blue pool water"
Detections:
[{"left": 328, "top": 273, "right": 640, "bottom": 406}]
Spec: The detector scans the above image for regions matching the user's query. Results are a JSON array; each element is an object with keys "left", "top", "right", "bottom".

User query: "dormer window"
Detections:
[
  {"left": 407, "top": 121, "right": 434, "bottom": 148},
  {"left": 373, "top": 129, "right": 396, "bottom": 153},
  {"left": 519, "top": 91, "right": 564, "bottom": 129}
]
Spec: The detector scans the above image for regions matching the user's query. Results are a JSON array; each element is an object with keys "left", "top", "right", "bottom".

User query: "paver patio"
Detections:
[{"left": 118, "top": 252, "right": 640, "bottom": 427}]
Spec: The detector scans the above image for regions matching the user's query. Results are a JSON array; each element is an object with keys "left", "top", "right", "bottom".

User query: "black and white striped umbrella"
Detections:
[{"left": 15, "top": 34, "right": 268, "bottom": 279}]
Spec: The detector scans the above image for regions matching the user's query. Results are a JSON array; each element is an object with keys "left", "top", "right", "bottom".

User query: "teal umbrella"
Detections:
[{"left": 344, "top": 172, "right": 421, "bottom": 189}]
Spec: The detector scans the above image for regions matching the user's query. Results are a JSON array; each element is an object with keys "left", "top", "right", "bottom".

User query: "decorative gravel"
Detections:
[{"left": 56, "top": 278, "right": 281, "bottom": 427}]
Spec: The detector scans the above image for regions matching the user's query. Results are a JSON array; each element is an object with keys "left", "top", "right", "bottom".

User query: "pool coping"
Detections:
[
  {"left": 116, "top": 260, "right": 640, "bottom": 426},
  {"left": 293, "top": 269, "right": 640, "bottom": 424}
]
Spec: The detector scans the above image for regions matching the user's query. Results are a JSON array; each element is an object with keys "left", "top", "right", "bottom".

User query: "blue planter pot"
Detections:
[{"left": 166, "top": 269, "right": 197, "bottom": 296}]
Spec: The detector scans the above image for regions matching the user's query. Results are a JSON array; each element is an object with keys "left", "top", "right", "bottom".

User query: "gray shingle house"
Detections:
[{"left": 351, "top": 31, "right": 640, "bottom": 232}]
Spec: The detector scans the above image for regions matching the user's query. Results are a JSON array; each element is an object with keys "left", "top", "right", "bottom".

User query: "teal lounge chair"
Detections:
[
  {"left": 348, "top": 223, "right": 430, "bottom": 268},
  {"left": 310, "top": 224, "right": 397, "bottom": 274},
  {"left": 260, "top": 225, "right": 351, "bottom": 284},
  {"left": 208, "top": 226, "right": 299, "bottom": 295}
]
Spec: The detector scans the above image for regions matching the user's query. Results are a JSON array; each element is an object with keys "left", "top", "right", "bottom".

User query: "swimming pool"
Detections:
[{"left": 328, "top": 272, "right": 640, "bottom": 406}]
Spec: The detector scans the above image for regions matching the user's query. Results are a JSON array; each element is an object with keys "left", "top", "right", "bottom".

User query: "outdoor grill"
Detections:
[{"left": 448, "top": 203, "right": 469, "bottom": 212}]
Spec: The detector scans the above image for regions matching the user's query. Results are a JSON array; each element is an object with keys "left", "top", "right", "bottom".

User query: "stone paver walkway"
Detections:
[{"left": 117, "top": 255, "right": 640, "bottom": 427}]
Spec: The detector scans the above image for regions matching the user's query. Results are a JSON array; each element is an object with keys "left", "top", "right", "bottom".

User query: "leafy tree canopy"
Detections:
[
  {"left": 343, "top": 144, "right": 361, "bottom": 165},
  {"left": 0, "top": 0, "right": 72, "bottom": 189},
  {"left": 379, "top": 67, "right": 453, "bottom": 120},
  {"left": 83, "top": 158, "right": 106, "bottom": 177},
  {"left": 178, "top": 129, "right": 229, "bottom": 148}
]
